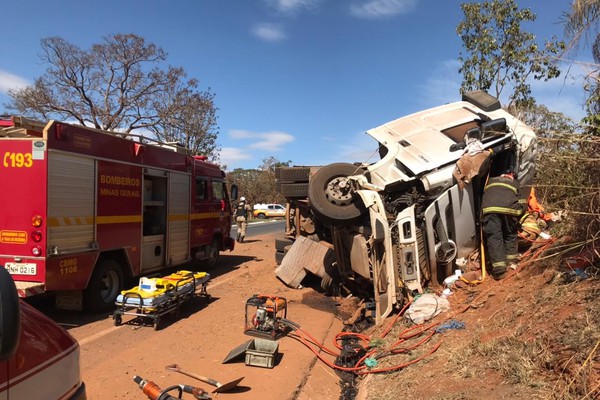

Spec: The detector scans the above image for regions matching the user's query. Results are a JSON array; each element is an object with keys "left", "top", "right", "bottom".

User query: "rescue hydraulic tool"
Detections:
[{"left": 133, "top": 375, "right": 211, "bottom": 400}]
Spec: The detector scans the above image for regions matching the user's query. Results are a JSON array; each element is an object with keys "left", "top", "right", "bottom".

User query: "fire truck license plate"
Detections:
[{"left": 5, "top": 263, "right": 37, "bottom": 275}]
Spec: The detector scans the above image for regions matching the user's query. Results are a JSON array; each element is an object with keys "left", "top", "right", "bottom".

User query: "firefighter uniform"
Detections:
[
  {"left": 519, "top": 211, "right": 547, "bottom": 241},
  {"left": 235, "top": 198, "right": 252, "bottom": 243},
  {"left": 481, "top": 174, "right": 523, "bottom": 279}
]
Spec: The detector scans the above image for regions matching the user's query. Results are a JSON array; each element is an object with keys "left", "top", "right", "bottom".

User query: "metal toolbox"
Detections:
[{"left": 244, "top": 339, "right": 279, "bottom": 368}]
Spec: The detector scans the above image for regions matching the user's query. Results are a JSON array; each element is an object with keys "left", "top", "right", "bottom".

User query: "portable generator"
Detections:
[{"left": 244, "top": 294, "right": 288, "bottom": 340}]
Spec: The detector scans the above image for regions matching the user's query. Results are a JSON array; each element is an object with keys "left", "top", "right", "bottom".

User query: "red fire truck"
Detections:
[{"left": 0, "top": 116, "right": 236, "bottom": 312}]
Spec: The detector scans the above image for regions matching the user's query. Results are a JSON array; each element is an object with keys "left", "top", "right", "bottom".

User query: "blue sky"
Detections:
[{"left": 0, "top": 0, "right": 590, "bottom": 170}]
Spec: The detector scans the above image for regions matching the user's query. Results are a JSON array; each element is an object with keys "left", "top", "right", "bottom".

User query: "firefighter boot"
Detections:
[
  {"left": 237, "top": 232, "right": 241, "bottom": 243},
  {"left": 240, "top": 235, "right": 245, "bottom": 243}
]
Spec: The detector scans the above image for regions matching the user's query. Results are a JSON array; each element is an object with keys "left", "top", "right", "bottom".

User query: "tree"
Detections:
[
  {"left": 259, "top": 156, "right": 292, "bottom": 174},
  {"left": 562, "top": 2, "right": 600, "bottom": 245},
  {"left": 457, "top": 0, "right": 565, "bottom": 109},
  {"left": 227, "top": 157, "right": 291, "bottom": 206},
  {"left": 519, "top": 102, "right": 600, "bottom": 245},
  {"left": 564, "top": 1, "right": 600, "bottom": 128},
  {"left": 149, "top": 90, "right": 221, "bottom": 161},
  {"left": 518, "top": 103, "right": 579, "bottom": 138},
  {"left": 564, "top": 0, "right": 600, "bottom": 52},
  {"left": 7, "top": 33, "right": 219, "bottom": 158}
]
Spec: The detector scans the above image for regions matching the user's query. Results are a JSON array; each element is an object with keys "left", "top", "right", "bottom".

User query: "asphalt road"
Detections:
[{"left": 231, "top": 219, "right": 284, "bottom": 238}]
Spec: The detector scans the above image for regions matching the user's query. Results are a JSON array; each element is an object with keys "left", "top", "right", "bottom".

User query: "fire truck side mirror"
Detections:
[{"left": 231, "top": 184, "right": 238, "bottom": 202}]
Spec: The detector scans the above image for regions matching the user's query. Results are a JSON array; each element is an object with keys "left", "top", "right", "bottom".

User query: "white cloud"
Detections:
[
  {"left": 349, "top": 0, "right": 418, "bottom": 19},
  {"left": 251, "top": 23, "right": 287, "bottom": 42},
  {"left": 265, "top": 0, "right": 320, "bottom": 15},
  {"left": 0, "top": 70, "right": 30, "bottom": 94},
  {"left": 230, "top": 129, "right": 295, "bottom": 151},
  {"left": 220, "top": 147, "right": 253, "bottom": 169}
]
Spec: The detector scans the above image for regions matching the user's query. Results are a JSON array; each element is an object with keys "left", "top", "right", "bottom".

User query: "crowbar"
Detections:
[{"left": 165, "top": 364, "right": 244, "bottom": 393}]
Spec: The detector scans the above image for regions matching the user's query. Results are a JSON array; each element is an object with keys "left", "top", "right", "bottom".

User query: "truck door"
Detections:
[{"left": 142, "top": 172, "right": 167, "bottom": 272}]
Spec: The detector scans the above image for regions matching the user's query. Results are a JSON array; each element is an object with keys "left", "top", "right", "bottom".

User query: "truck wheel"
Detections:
[
  {"left": 256, "top": 213, "right": 267, "bottom": 219},
  {"left": 308, "top": 163, "right": 365, "bottom": 224},
  {"left": 275, "top": 242, "right": 293, "bottom": 265},
  {"left": 275, "top": 235, "right": 294, "bottom": 252},
  {"left": 280, "top": 183, "right": 309, "bottom": 198},
  {"left": 277, "top": 167, "right": 311, "bottom": 182},
  {"left": 203, "top": 238, "right": 220, "bottom": 270},
  {"left": 275, "top": 251, "right": 285, "bottom": 265},
  {"left": 84, "top": 259, "right": 123, "bottom": 313}
]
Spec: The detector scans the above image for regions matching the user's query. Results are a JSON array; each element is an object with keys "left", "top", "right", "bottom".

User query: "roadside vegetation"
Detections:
[
  {"left": 226, "top": 156, "right": 290, "bottom": 206},
  {"left": 365, "top": 1, "right": 600, "bottom": 399}
]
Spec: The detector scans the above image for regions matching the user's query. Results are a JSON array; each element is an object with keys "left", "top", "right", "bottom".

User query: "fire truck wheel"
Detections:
[
  {"left": 308, "top": 162, "right": 365, "bottom": 224},
  {"left": 204, "top": 239, "right": 220, "bottom": 270},
  {"left": 84, "top": 259, "right": 123, "bottom": 313}
]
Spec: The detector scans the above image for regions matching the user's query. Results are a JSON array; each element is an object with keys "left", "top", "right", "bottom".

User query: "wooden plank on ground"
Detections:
[
  {"left": 275, "top": 236, "right": 335, "bottom": 289},
  {"left": 275, "top": 240, "right": 306, "bottom": 288}
]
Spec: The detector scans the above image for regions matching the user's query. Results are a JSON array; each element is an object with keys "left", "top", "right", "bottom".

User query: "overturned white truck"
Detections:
[{"left": 275, "top": 91, "right": 537, "bottom": 324}]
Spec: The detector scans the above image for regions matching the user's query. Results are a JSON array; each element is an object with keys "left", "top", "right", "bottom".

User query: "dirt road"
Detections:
[{"left": 62, "top": 233, "right": 349, "bottom": 400}]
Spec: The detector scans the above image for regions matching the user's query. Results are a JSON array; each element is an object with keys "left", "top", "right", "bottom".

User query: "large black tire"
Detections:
[
  {"left": 275, "top": 251, "right": 285, "bottom": 265},
  {"left": 84, "top": 259, "right": 123, "bottom": 313},
  {"left": 275, "top": 243, "right": 292, "bottom": 265},
  {"left": 280, "top": 183, "right": 309, "bottom": 198},
  {"left": 275, "top": 235, "right": 294, "bottom": 252},
  {"left": 277, "top": 167, "right": 311, "bottom": 182},
  {"left": 202, "top": 238, "right": 220, "bottom": 270},
  {"left": 308, "top": 163, "right": 365, "bottom": 224}
]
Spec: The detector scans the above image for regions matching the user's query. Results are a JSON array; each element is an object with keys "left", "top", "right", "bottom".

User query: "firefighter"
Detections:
[
  {"left": 481, "top": 170, "right": 524, "bottom": 280},
  {"left": 235, "top": 197, "right": 252, "bottom": 243}
]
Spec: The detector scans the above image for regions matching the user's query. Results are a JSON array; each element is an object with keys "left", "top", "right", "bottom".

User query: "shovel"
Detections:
[{"left": 165, "top": 364, "right": 244, "bottom": 393}]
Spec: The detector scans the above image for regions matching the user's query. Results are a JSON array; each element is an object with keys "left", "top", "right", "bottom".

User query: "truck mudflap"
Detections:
[{"left": 356, "top": 190, "right": 397, "bottom": 325}]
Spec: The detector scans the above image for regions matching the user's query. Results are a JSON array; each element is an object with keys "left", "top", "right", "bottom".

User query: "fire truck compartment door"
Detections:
[
  {"left": 168, "top": 172, "right": 191, "bottom": 264},
  {"left": 48, "top": 153, "right": 95, "bottom": 252}
]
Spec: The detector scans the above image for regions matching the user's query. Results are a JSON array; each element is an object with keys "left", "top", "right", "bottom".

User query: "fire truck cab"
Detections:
[{"left": 0, "top": 117, "right": 235, "bottom": 312}]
